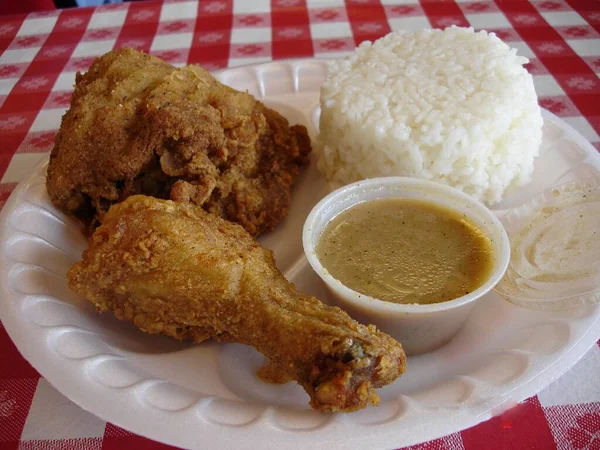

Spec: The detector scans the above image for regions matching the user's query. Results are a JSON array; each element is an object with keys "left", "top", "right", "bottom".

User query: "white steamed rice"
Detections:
[{"left": 317, "top": 27, "right": 543, "bottom": 204}]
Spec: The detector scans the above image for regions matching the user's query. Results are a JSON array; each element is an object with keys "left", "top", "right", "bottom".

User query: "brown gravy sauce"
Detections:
[{"left": 316, "top": 198, "right": 495, "bottom": 305}]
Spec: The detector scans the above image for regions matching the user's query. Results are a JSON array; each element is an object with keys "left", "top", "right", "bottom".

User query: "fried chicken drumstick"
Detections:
[
  {"left": 68, "top": 196, "right": 406, "bottom": 412},
  {"left": 46, "top": 49, "right": 311, "bottom": 237}
]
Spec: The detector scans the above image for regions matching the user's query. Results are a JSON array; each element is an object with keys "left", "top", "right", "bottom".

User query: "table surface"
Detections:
[{"left": 0, "top": 0, "right": 599, "bottom": 449}]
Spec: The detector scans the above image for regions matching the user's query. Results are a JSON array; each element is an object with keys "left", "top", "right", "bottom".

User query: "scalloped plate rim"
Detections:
[{"left": 0, "top": 59, "right": 599, "bottom": 450}]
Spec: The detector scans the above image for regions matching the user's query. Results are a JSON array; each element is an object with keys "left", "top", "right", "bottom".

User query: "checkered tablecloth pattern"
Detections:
[{"left": 0, "top": 0, "right": 599, "bottom": 449}]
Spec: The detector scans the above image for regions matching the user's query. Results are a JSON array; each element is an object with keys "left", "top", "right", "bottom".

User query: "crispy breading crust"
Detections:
[
  {"left": 46, "top": 48, "right": 311, "bottom": 236},
  {"left": 68, "top": 196, "right": 406, "bottom": 412}
]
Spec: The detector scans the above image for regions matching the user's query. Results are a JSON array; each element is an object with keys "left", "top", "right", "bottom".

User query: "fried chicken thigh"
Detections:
[
  {"left": 46, "top": 48, "right": 311, "bottom": 236},
  {"left": 68, "top": 196, "right": 406, "bottom": 412}
]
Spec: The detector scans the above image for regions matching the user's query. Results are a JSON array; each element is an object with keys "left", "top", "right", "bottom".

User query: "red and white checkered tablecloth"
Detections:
[{"left": 0, "top": 0, "right": 599, "bottom": 449}]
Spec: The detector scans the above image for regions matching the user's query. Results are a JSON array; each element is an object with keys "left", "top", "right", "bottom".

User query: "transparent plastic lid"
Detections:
[{"left": 494, "top": 176, "right": 600, "bottom": 310}]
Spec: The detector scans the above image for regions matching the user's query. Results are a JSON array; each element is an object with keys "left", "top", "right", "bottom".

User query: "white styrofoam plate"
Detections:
[{"left": 1, "top": 60, "right": 599, "bottom": 450}]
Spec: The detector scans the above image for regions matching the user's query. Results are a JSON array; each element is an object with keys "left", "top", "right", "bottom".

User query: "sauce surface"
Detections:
[{"left": 316, "top": 198, "right": 495, "bottom": 305}]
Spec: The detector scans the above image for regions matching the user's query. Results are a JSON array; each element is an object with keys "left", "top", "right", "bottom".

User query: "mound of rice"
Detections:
[{"left": 317, "top": 27, "right": 543, "bottom": 204}]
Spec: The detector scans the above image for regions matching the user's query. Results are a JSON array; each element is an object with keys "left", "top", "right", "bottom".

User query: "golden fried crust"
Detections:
[
  {"left": 68, "top": 195, "right": 406, "bottom": 412},
  {"left": 46, "top": 48, "right": 311, "bottom": 236}
]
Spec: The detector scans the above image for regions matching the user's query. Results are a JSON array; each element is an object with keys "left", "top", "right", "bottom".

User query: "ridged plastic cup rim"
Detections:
[{"left": 302, "top": 177, "right": 511, "bottom": 314}]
